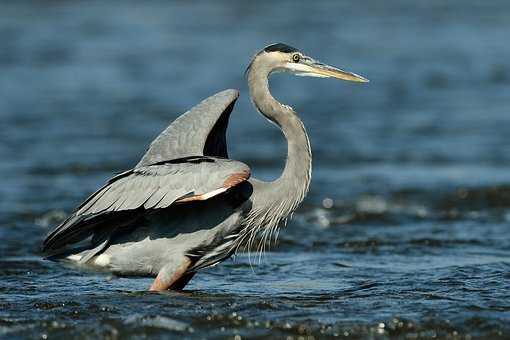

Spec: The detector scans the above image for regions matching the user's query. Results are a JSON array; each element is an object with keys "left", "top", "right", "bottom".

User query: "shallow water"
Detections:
[{"left": 1, "top": 1, "right": 510, "bottom": 339}]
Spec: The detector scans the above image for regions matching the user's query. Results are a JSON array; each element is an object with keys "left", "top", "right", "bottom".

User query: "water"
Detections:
[{"left": 1, "top": 1, "right": 510, "bottom": 339}]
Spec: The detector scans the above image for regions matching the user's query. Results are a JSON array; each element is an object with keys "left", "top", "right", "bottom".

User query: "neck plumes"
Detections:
[{"left": 247, "top": 62, "right": 312, "bottom": 221}]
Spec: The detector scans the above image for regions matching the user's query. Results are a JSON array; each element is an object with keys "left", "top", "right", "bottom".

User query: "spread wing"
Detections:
[
  {"left": 42, "top": 156, "right": 250, "bottom": 253},
  {"left": 136, "top": 89, "right": 239, "bottom": 167}
]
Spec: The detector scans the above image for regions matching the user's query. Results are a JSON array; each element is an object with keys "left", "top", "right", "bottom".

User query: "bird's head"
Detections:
[{"left": 246, "top": 43, "right": 368, "bottom": 83}]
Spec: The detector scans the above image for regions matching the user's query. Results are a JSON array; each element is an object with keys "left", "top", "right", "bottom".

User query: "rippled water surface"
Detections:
[{"left": 1, "top": 1, "right": 510, "bottom": 339}]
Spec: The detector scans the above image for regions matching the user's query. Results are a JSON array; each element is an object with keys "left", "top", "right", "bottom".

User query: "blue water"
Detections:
[{"left": 1, "top": 1, "right": 510, "bottom": 339}]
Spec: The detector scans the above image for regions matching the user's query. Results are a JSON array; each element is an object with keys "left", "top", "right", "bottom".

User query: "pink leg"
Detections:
[{"left": 149, "top": 257, "right": 193, "bottom": 291}]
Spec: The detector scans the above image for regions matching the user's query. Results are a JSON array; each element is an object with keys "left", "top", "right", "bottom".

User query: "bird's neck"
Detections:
[{"left": 247, "top": 67, "right": 312, "bottom": 214}]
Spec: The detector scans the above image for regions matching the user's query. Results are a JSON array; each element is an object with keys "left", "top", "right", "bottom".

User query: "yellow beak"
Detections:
[
  {"left": 287, "top": 60, "right": 369, "bottom": 83},
  {"left": 308, "top": 63, "right": 369, "bottom": 82}
]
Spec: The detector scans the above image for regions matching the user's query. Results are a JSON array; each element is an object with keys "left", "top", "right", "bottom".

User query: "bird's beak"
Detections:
[{"left": 286, "top": 58, "right": 369, "bottom": 83}]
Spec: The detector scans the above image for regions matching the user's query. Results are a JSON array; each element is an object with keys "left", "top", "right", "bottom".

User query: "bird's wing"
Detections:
[
  {"left": 136, "top": 89, "right": 239, "bottom": 167},
  {"left": 42, "top": 156, "right": 250, "bottom": 253}
]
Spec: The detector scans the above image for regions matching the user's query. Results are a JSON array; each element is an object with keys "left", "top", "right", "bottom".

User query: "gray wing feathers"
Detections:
[
  {"left": 78, "top": 159, "right": 249, "bottom": 215},
  {"left": 136, "top": 89, "right": 239, "bottom": 167},
  {"left": 44, "top": 89, "right": 242, "bottom": 254},
  {"left": 42, "top": 157, "right": 250, "bottom": 253}
]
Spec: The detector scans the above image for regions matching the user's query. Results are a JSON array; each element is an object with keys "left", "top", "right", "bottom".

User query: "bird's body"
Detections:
[{"left": 42, "top": 43, "right": 367, "bottom": 291}]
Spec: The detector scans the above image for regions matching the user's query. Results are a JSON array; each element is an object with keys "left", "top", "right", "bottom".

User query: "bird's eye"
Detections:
[{"left": 292, "top": 54, "right": 301, "bottom": 63}]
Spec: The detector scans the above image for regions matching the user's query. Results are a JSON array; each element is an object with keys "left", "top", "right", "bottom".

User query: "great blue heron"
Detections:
[{"left": 42, "top": 43, "right": 368, "bottom": 291}]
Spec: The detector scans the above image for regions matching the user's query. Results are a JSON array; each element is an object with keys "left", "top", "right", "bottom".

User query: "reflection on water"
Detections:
[{"left": 1, "top": 0, "right": 509, "bottom": 338}]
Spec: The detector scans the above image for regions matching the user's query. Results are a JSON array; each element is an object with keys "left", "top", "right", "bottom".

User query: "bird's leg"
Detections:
[
  {"left": 168, "top": 272, "right": 195, "bottom": 290},
  {"left": 149, "top": 257, "right": 193, "bottom": 291}
]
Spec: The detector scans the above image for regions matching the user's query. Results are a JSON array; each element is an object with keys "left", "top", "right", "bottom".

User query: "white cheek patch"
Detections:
[{"left": 284, "top": 62, "right": 330, "bottom": 78}]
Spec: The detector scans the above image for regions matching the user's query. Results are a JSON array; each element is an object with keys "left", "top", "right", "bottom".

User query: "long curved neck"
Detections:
[{"left": 247, "top": 64, "right": 312, "bottom": 212}]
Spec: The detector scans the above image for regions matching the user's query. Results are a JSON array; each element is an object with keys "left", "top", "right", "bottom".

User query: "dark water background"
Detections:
[{"left": 1, "top": 1, "right": 510, "bottom": 339}]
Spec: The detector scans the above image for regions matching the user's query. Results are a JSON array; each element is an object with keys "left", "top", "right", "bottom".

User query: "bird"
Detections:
[{"left": 42, "top": 43, "right": 368, "bottom": 291}]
